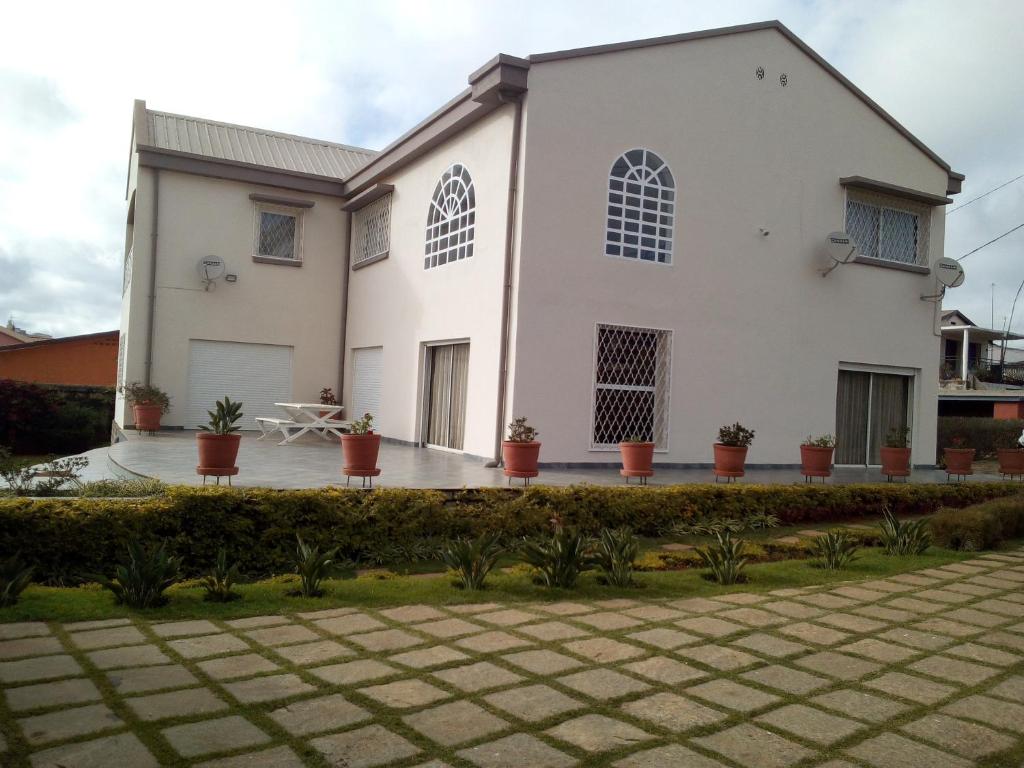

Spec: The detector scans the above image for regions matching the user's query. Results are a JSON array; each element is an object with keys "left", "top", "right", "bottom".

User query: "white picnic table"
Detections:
[{"left": 255, "top": 403, "right": 349, "bottom": 445}]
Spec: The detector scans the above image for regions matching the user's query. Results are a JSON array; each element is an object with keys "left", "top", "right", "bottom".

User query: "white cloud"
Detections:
[{"left": 1, "top": 0, "right": 1021, "bottom": 335}]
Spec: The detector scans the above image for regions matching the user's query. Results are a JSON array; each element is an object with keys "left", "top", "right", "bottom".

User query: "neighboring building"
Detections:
[
  {"left": 0, "top": 331, "right": 119, "bottom": 387},
  {"left": 0, "top": 320, "right": 49, "bottom": 347},
  {"left": 938, "top": 310, "right": 1024, "bottom": 420},
  {"left": 117, "top": 20, "right": 965, "bottom": 468}
]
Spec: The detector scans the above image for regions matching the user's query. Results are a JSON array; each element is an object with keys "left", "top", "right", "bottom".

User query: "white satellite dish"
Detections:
[
  {"left": 197, "top": 255, "right": 226, "bottom": 290},
  {"left": 820, "top": 231, "right": 858, "bottom": 277},
  {"left": 921, "top": 257, "right": 966, "bottom": 302},
  {"left": 934, "top": 257, "right": 966, "bottom": 288}
]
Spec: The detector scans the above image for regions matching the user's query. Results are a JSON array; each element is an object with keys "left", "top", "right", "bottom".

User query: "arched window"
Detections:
[
  {"left": 425, "top": 163, "right": 475, "bottom": 269},
  {"left": 605, "top": 149, "right": 675, "bottom": 264}
]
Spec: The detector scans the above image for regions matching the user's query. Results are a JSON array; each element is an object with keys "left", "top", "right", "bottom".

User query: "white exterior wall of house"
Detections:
[
  {"left": 343, "top": 106, "right": 515, "bottom": 458},
  {"left": 116, "top": 164, "right": 350, "bottom": 429},
  {"left": 510, "top": 28, "right": 950, "bottom": 466}
]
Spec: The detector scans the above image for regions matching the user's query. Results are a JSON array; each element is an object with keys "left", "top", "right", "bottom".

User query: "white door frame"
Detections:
[
  {"left": 836, "top": 362, "right": 919, "bottom": 467},
  {"left": 419, "top": 338, "right": 470, "bottom": 452}
]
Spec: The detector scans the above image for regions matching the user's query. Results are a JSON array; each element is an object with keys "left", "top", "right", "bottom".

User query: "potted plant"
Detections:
[
  {"left": 319, "top": 387, "right": 338, "bottom": 420},
  {"left": 996, "top": 429, "right": 1024, "bottom": 479},
  {"left": 619, "top": 435, "right": 655, "bottom": 484},
  {"left": 942, "top": 435, "right": 975, "bottom": 479},
  {"left": 880, "top": 425, "right": 911, "bottom": 480},
  {"left": 119, "top": 382, "right": 170, "bottom": 433},
  {"left": 800, "top": 434, "right": 835, "bottom": 481},
  {"left": 502, "top": 417, "right": 541, "bottom": 484},
  {"left": 341, "top": 413, "right": 381, "bottom": 484},
  {"left": 196, "top": 396, "right": 243, "bottom": 482},
  {"left": 713, "top": 422, "right": 755, "bottom": 481}
]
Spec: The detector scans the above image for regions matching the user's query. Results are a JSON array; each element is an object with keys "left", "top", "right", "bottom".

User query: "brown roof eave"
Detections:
[{"left": 0, "top": 330, "right": 119, "bottom": 353}]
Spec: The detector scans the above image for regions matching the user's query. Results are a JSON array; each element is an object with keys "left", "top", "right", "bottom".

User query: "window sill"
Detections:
[
  {"left": 352, "top": 251, "right": 389, "bottom": 271},
  {"left": 852, "top": 255, "right": 930, "bottom": 275},
  {"left": 253, "top": 255, "right": 302, "bottom": 267}
]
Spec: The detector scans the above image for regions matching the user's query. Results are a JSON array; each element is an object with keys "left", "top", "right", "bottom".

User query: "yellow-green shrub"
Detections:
[
  {"left": 929, "top": 495, "right": 1024, "bottom": 551},
  {"left": 1, "top": 483, "right": 1019, "bottom": 583}
]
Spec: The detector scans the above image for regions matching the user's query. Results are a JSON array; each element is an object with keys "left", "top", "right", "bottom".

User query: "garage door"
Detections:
[
  {"left": 186, "top": 340, "right": 292, "bottom": 430},
  {"left": 351, "top": 347, "right": 382, "bottom": 428}
]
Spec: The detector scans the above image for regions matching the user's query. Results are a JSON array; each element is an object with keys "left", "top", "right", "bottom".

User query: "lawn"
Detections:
[{"left": 3, "top": 545, "right": 988, "bottom": 624}]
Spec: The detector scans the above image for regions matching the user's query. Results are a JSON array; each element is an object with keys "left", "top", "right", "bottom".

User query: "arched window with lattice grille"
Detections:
[
  {"left": 424, "top": 163, "right": 475, "bottom": 269},
  {"left": 605, "top": 149, "right": 675, "bottom": 264}
]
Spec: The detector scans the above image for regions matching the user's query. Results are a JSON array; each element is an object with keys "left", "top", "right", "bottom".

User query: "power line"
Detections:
[
  {"left": 947, "top": 173, "right": 1024, "bottom": 214},
  {"left": 955, "top": 221, "right": 1024, "bottom": 262}
]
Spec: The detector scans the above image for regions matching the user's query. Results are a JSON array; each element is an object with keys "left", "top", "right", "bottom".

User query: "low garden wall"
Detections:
[{"left": 2, "top": 483, "right": 1021, "bottom": 584}]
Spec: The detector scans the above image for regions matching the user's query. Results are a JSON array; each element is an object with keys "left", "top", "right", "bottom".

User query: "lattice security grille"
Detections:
[
  {"left": 123, "top": 247, "right": 133, "bottom": 295},
  {"left": 425, "top": 163, "right": 475, "bottom": 269},
  {"left": 592, "top": 324, "right": 672, "bottom": 449},
  {"left": 845, "top": 189, "right": 930, "bottom": 266},
  {"left": 606, "top": 149, "right": 675, "bottom": 264},
  {"left": 353, "top": 193, "right": 392, "bottom": 266},
  {"left": 257, "top": 209, "right": 298, "bottom": 259}
]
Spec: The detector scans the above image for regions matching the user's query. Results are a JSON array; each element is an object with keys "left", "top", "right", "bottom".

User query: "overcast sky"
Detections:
[{"left": 1, "top": 0, "right": 1022, "bottom": 338}]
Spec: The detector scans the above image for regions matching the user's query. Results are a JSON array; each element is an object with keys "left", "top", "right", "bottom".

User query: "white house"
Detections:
[{"left": 116, "top": 21, "right": 964, "bottom": 468}]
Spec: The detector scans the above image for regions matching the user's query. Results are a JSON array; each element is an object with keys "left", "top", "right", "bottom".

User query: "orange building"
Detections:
[{"left": 0, "top": 331, "right": 119, "bottom": 387}]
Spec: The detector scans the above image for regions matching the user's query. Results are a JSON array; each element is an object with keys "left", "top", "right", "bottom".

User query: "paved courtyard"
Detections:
[
  {"left": 3, "top": 550, "right": 1024, "bottom": 767},
  {"left": 102, "top": 431, "right": 1008, "bottom": 489}
]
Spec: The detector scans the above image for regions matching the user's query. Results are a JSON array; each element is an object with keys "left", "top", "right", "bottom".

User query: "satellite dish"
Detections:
[
  {"left": 197, "top": 255, "right": 226, "bottom": 285},
  {"left": 934, "top": 257, "right": 966, "bottom": 288},
  {"left": 820, "top": 231, "right": 858, "bottom": 277}
]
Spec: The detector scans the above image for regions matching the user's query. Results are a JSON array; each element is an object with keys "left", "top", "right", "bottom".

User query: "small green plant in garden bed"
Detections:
[
  {"left": 92, "top": 539, "right": 182, "bottom": 609},
  {"left": 520, "top": 524, "right": 591, "bottom": 588},
  {"left": 811, "top": 531, "right": 860, "bottom": 570},
  {"left": 291, "top": 535, "right": 340, "bottom": 597},
  {"left": 879, "top": 506, "right": 931, "bottom": 555},
  {"left": 441, "top": 533, "right": 504, "bottom": 590},
  {"left": 200, "top": 548, "right": 242, "bottom": 602},
  {"left": 0, "top": 552, "right": 34, "bottom": 607},
  {"left": 592, "top": 527, "right": 640, "bottom": 587},
  {"left": 697, "top": 531, "right": 749, "bottom": 584}
]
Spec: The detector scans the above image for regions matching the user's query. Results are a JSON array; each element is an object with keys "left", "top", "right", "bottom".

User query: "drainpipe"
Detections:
[
  {"left": 144, "top": 169, "right": 160, "bottom": 385},
  {"left": 338, "top": 210, "right": 352, "bottom": 403},
  {"left": 486, "top": 94, "right": 524, "bottom": 467}
]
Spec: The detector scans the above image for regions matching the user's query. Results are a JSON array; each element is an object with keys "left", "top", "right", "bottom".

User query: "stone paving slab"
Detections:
[
  {"left": 28, "top": 732, "right": 158, "bottom": 768},
  {"left": 162, "top": 715, "right": 271, "bottom": 758}
]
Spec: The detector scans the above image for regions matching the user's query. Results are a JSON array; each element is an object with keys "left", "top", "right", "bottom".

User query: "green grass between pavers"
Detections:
[{"left": 1, "top": 546, "right": 992, "bottom": 624}]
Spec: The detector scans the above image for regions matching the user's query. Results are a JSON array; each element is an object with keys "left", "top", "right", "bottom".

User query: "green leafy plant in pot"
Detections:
[
  {"left": 880, "top": 425, "right": 911, "bottom": 480},
  {"left": 502, "top": 417, "right": 540, "bottom": 482},
  {"left": 341, "top": 412, "right": 381, "bottom": 476},
  {"left": 713, "top": 422, "right": 754, "bottom": 481},
  {"left": 942, "top": 435, "right": 974, "bottom": 478},
  {"left": 619, "top": 434, "right": 655, "bottom": 483},
  {"left": 196, "top": 396, "right": 243, "bottom": 472},
  {"left": 119, "top": 381, "right": 171, "bottom": 433},
  {"left": 800, "top": 433, "right": 835, "bottom": 481}
]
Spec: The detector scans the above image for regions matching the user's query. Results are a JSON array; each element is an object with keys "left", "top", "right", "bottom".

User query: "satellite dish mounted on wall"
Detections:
[
  {"left": 197, "top": 255, "right": 226, "bottom": 291},
  {"left": 820, "top": 232, "right": 858, "bottom": 277},
  {"left": 921, "top": 257, "right": 966, "bottom": 301}
]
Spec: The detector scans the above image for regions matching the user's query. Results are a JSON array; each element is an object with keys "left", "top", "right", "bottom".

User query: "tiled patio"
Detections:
[
  {"left": 3, "top": 551, "right": 1024, "bottom": 767},
  {"left": 105, "top": 432, "right": 1008, "bottom": 489}
]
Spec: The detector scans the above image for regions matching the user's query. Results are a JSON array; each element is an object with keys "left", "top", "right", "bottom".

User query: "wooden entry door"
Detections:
[{"left": 425, "top": 343, "right": 469, "bottom": 450}]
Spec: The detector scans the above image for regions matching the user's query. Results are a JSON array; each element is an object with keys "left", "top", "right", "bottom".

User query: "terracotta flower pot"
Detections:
[
  {"left": 800, "top": 445, "right": 834, "bottom": 478},
  {"left": 341, "top": 433, "right": 381, "bottom": 472},
  {"left": 619, "top": 442, "right": 655, "bottom": 473},
  {"left": 133, "top": 403, "right": 163, "bottom": 432},
  {"left": 196, "top": 433, "right": 241, "bottom": 470},
  {"left": 943, "top": 447, "right": 975, "bottom": 476},
  {"left": 997, "top": 448, "right": 1024, "bottom": 478},
  {"left": 879, "top": 446, "right": 911, "bottom": 478},
  {"left": 502, "top": 440, "right": 541, "bottom": 478},
  {"left": 713, "top": 443, "right": 748, "bottom": 478}
]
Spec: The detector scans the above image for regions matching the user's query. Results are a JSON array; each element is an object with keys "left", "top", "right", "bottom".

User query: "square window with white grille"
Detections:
[
  {"left": 352, "top": 193, "right": 392, "bottom": 267},
  {"left": 591, "top": 324, "right": 672, "bottom": 450},
  {"left": 254, "top": 204, "right": 301, "bottom": 261},
  {"left": 845, "top": 190, "right": 930, "bottom": 266}
]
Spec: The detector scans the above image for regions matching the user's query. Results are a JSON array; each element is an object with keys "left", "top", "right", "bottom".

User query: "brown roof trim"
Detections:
[
  {"left": 137, "top": 148, "right": 347, "bottom": 197},
  {"left": 529, "top": 20, "right": 963, "bottom": 194},
  {"left": 249, "top": 193, "right": 315, "bottom": 209},
  {"left": 340, "top": 183, "right": 394, "bottom": 212},
  {"left": 840, "top": 176, "right": 953, "bottom": 206},
  {"left": 0, "top": 330, "right": 118, "bottom": 353}
]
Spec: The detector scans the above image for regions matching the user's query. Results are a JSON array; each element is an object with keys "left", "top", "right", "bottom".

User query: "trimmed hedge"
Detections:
[
  {"left": 2, "top": 483, "right": 1021, "bottom": 584},
  {"left": 930, "top": 495, "right": 1024, "bottom": 551},
  {"left": 937, "top": 416, "right": 1024, "bottom": 460}
]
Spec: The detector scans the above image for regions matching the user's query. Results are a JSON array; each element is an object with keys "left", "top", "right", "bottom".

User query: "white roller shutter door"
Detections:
[
  {"left": 186, "top": 340, "right": 292, "bottom": 430},
  {"left": 351, "top": 347, "right": 383, "bottom": 427}
]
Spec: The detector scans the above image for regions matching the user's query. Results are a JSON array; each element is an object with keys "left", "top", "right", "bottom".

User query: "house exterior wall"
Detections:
[
  {"left": 344, "top": 105, "right": 515, "bottom": 458},
  {"left": 511, "top": 28, "right": 950, "bottom": 466},
  {"left": 0, "top": 333, "right": 118, "bottom": 386},
  {"left": 117, "top": 165, "right": 349, "bottom": 428}
]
